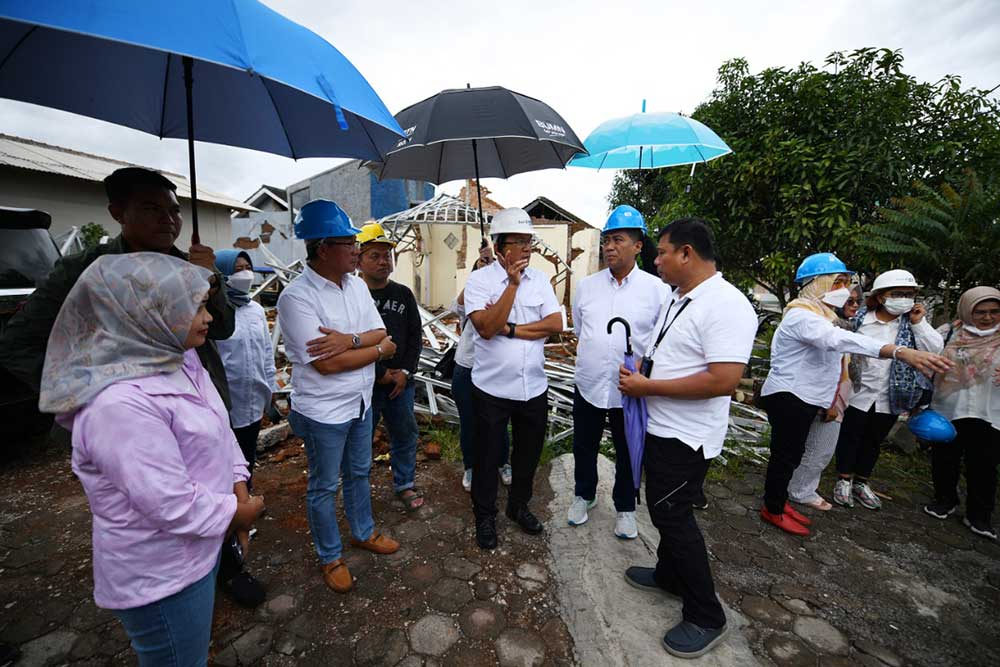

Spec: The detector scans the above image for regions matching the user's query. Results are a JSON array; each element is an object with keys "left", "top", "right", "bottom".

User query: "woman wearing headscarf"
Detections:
[
  {"left": 786, "top": 285, "right": 862, "bottom": 510},
  {"left": 758, "top": 254, "right": 951, "bottom": 535},
  {"left": 39, "top": 253, "right": 265, "bottom": 666},
  {"left": 214, "top": 249, "right": 277, "bottom": 481},
  {"left": 925, "top": 287, "right": 1000, "bottom": 540},
  {"left": 834, "top": 269, "right": 944, "bottom": 510}
]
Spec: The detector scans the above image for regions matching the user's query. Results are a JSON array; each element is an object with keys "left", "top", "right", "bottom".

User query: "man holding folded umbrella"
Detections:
[
  {"left": 568, "top": 205, "right": 667, "bottom": 539},
  {"left": 618, "top": 218, "right": 757, "bottom": 659},
  {"left": 464, "top": 208, "right": 563, "bottom": 550}
]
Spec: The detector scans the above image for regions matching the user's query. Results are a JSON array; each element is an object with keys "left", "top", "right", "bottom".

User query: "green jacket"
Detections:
[{"left": 0, "top": 235, "right": 236, "bottom": 409}]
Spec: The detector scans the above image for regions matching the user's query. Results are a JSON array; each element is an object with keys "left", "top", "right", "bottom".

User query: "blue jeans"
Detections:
[
  {"left": 372, "top": 381, "right": 419, "bottom": 492},
  {"left": 452, "top": 364, "right": 508, "bottom": 470},
  {"left": 114, "top": 559, "right": 219, "bottom": 666},
  {"left": 289, "top": 409, "right": 375, "bottom": 564}
]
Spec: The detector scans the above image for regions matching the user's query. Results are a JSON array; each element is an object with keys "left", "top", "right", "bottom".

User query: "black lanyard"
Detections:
[{"left": 648, "top": 298, "right": 691, "bottom": 357}]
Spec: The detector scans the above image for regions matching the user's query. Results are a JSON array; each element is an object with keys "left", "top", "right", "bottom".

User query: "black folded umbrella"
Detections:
[{"left": 368, "top": 85, "right": 586, "bottom": 238}]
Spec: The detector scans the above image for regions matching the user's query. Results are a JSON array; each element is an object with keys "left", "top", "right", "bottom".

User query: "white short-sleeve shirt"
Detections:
[
  {"left": 645, "top": 272, "right": 758, "bottom": 458},
  {"left": 277, "top": 266, "right": 385, "bottom": 425},
  {"left": 573, "top": 265, "right": 669, "bottom": 409},
  {"left": 464, "top": 261, "right": 561, "bottom": 401}
]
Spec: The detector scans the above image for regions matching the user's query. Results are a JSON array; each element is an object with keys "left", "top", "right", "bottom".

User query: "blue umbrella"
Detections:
[
  {"left": 568, "top": 104, "right": 732, "bottom": 171},
  {"left": 608, "top": 317, "right": 647, "bottom": 501},
  {"left": 0, "top": 0, "right": 404, "bottom": 241}
]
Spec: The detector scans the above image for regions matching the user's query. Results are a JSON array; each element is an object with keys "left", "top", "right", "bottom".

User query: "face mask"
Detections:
[
  {"left": 883, "top": 298, "right": 914, "bottom": 316},
  {"left": 820, "top": 287, "right": 851, "bottom": 309},
  {"left": 227, "top": 270, "right": 254, "bottom": 293},
  {"left": 964, "top": 324, "right": 999, "bottom": 337}
]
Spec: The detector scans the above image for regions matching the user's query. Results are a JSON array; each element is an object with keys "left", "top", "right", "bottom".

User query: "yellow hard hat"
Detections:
[{"left": 356, "top": 222, "right": 396, "bottom": 248}]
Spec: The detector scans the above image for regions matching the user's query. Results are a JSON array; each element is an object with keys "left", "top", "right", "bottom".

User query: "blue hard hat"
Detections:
[
  {"left": 603, "top": 205, "right": 646, "bottom": 234},
  {"left": 293, "top": 199, "right": 362, "bottom": 240},
  {"left": 907, "top": 409, "right": 957, "bottom": 444},
  {"left": 795, "top": 252, "right": 851, "bottom": 284}
]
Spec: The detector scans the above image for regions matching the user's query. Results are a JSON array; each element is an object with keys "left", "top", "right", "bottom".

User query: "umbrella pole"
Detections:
[
  {"left": 182, "top": 56, "right": 201, "bottom": 246},
  {"left": 471, "top": 138, "right": 487, "bottom": 248}
]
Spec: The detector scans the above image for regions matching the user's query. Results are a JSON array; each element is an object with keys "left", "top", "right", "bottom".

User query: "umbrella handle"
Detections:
[{"left": 607, "top": 317, "right": 633, "bottom": 356}]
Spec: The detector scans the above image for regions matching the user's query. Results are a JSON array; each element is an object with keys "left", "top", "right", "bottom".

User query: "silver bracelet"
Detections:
[
  {"left": 891, "top": 347, "right": 901, "bottom": 360},
  {"left": 375, "top": 344, "right": 383, "bottom": 360}
]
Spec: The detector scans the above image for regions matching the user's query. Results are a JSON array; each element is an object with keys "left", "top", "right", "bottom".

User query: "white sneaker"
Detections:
[
  {"left": 615, "top": 512, "right": 638, "bottom": 539},
  {"left": 833, "top": 479, "right": 854, "bottom": 508},
  {"left": 567, "top": 496, "right": 596, "bottom": 526},
  {"left": 499, "top": 464, "right": 513, "bottom": 487},
  {"left": 462, "top": 468, "right": 472, "bottom": 493},
  {"left": 853, "top": 482, "right": 882, "bottom": 510}
]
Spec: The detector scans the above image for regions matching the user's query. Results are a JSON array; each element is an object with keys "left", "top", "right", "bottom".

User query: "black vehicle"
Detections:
[{"left": 0, "top": 206, "right": 60, "bottom": 452}]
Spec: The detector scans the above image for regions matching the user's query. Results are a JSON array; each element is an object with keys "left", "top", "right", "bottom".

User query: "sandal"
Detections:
[
  {"left": 803, "top": 497, "right": 833, "bottom": 511},
  {"left": 396, "top": 488, "right": 425, "bottom": 512}
]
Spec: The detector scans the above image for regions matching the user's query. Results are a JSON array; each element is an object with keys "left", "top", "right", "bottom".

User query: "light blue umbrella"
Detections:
[
  {"left": 0, "top": 0, "right": 404, "bottom": 241},
  {"left": 569, "top": 103, "right": 731, "bottom": 171}
]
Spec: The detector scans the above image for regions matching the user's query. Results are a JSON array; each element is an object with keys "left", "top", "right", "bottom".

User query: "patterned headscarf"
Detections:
[
  {"left": 39, "top": 253, "right": 213, "bottom": 415},
  {"left": 936, "top": 286, "right": 1000, "bottom": 401}
]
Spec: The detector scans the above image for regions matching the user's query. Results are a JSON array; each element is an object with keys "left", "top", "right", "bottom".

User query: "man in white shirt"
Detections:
[
  {"left": 569, "top": 205, "right": 668, "bottom": 539},
  {"left": 618, "top": 218, "right": 757, "bottom": 659},
  {"left": 277, "top": 199, "right": 400, "bottom": 594},
  {"left": 464, "top": 208, "right": 563, "bottom": 550}
]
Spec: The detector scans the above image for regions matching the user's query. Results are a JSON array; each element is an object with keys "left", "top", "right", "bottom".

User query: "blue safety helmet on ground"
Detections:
[
  {"left": 293, "top": 199, "right": 362, "bottom": 240},
  {"left": 795, "top": 252, "right": 851, "bottom": 284},
  {"left": 603, "top": 205, "right": 646, "bottom": 234},
  {"left": 907, "top": 409, "right": 957, "bottom": 444}
]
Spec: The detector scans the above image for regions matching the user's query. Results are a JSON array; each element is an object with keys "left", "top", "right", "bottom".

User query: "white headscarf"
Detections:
[{"left": 39, "top": 253, "right": 213, "bottom": 415}]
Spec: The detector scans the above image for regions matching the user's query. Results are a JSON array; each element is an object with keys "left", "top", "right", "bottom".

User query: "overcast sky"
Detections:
[{"left": 2, "top": 0, "right": 998, "bottom": 227}]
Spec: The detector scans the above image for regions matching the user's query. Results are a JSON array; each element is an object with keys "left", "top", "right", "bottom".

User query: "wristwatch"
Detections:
[
  {"left": 352, "top": 333, "right": 361, "bottom": 349},
  {"left": 375, "top": 344, "right": 384, "bottom": 360},
  {"left": 506, "top": 322, "right": 516, "bottom": 339},
  {"left": 400, "top": 369, "right": 411, "bottom": 380}
]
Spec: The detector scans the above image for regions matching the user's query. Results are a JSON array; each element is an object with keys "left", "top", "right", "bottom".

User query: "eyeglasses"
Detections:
[
  {"left": 973, "top": 307, "right": 1000, "bottom": 318},
  {"left": 325, "top": 239, "right": 360, "bottom": 250},
  {"left": 503, "top": 239, "right": 535, "bottom": 249},
  {"left": 844, "top": 298, "right": 859, "bottom": 306}
]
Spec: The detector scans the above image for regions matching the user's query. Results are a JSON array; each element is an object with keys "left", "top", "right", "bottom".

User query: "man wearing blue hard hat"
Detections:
[
  {"left": 277, "top": 199, "right": 401, "bottom": 593},
  {"left": 568, "top": 205, "right": 668, "bottom": 539},
  {"left": 758, "top": 253, "right": 952, "bottom": 536}
]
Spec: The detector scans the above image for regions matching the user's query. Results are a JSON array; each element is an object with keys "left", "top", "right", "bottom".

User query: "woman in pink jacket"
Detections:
[{"left": 39, "top": 253, "right": 264, "bottom": 666}]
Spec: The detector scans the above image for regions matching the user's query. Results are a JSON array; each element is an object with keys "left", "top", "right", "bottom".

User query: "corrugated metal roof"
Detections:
[{"left": 0, "top": 134, "right": 256, "bottom": 212}]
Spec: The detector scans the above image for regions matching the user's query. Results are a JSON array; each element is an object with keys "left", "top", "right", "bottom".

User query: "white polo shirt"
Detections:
[
  {"left": 645, "top": 272, "right": 758, "bottom": 458},
  {"left": 573, "top": 265, "right": 669, "bottom": 409},
  {"left": 277, "top": 265, "right": 385, "bottom": 425},
  {"left": 761, "top": 308, "right": 885, "bottom": 409},
  {"left": 464, "top": 261, "right": 561, "bottom": 401}
]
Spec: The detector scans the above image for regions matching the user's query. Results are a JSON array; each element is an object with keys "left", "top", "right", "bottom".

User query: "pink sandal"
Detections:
[{"left": 803, "top": 497, "right": 833, "bottom": 511}]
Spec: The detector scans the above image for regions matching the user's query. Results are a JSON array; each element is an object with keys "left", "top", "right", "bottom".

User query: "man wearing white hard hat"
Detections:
[
  {"left": 463, "top": 207, "right": 563, "bottom": 550},
  {"left": 833, "top": 269, "right": 944, "bottom": 510}
]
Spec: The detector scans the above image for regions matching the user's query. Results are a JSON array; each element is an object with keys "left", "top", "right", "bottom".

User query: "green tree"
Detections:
[
  {"left": 859, "top": 170, "right": 1000, "bottom": 320},
  {"left": 80, "top": 222, "right": 109, "bottom": 249},
  {"left": 610, "top": 48, "right": 1000, "bottom": 307}
]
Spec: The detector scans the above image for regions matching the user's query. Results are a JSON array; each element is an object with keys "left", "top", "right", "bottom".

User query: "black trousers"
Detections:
[
  {"left": 471, "top": 386, "right": 548, "bottom": 521},
  {"left": 645, "top": 433, "right": 726, "bottom": 629},
  {"left": 572, "top": 389, "right": 635, "bottom": 511},
  {"left": 932, "top": 418, "right": 1000, "bottom": 522},
  {"left": 233, "top": 420, "right": 263, "bottom": 488},
  {"left": 835, "top": 405, "right": 897, "bottom": 478},
  {"left": 762, "top": 392, "right": 824, "bottom": 514}
]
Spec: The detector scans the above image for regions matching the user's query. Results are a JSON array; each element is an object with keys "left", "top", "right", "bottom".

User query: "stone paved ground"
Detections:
[{"left": 2, "top": 433, "right": 999, "bottom": 667}]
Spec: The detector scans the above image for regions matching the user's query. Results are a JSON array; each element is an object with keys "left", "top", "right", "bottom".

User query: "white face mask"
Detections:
[
  {"left": 227, "top": 270, "right": 254, "bottom": 293},
  {"left": 820, "top": 287, "right": 851, "bottom": 309},
  {"left": 883, "top": 298, "right": 914, "bottom": 316},
  {"left": 964, "top": 324, "right": 999, "bottom": 337}
]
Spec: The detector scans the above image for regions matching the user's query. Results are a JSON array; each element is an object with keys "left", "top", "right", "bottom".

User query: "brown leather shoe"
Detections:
[
  {"left": 321, "top": 559, "right": 353, "bottom": 593},
  {"left": 350, "top": 531, "right": 400, "bottom": 555}
]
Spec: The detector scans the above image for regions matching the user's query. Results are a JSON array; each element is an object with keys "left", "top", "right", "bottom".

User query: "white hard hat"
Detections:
[
  {"left": 872, "top": 269, "right": 921, "bottom": 292},
  {"left": 488, "top": 207, "right": 535, "bottom": 238}
]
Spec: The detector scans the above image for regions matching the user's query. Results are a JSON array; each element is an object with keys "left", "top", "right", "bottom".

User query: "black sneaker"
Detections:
[
  {"left": 624, "top": 567, "right": 680, "bottom": 601},
  {"left": 662, "top": 620, "right": 728, "bottom": 658},
  {"left": 923, "top": 501, "right": 959, "bottom": 520},
  {"left": 505, "top": 504, "right": 543, "bottom": 535},
  {"left": 963, "top": 517, "right": 997, "bottom": 541},
  {"left": 693, "top": 493, "right": 710, "bottom": 511},
  {"left": 476, "top": 516, "right": 498, "bottom": 550},
  {"left": 221, "top": 571, "right": 266, "bottom": 608}
]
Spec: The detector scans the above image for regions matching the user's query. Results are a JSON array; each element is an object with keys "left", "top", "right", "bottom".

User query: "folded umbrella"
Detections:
[{"left": 608, "top": 316, "right": 647, "bottom": 501}]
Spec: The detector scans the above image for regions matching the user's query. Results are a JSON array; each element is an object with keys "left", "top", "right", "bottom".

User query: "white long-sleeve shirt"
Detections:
[
  {"left": 572, "top": 265, "right": 669, "bottom": 409},
  {"left": 762, "top": 308, "right": 885, "bottom": 408},
  {"left": 849, "top": 311, "right": 944, "bottom": 413},
  {"left": 217, "top": 301, "right": 277, "bottom": 428}
]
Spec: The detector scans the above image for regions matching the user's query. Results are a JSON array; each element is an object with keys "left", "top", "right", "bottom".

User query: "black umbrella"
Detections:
[{"left": 368, "top": 85, "right": 586, "bottom": 240}]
